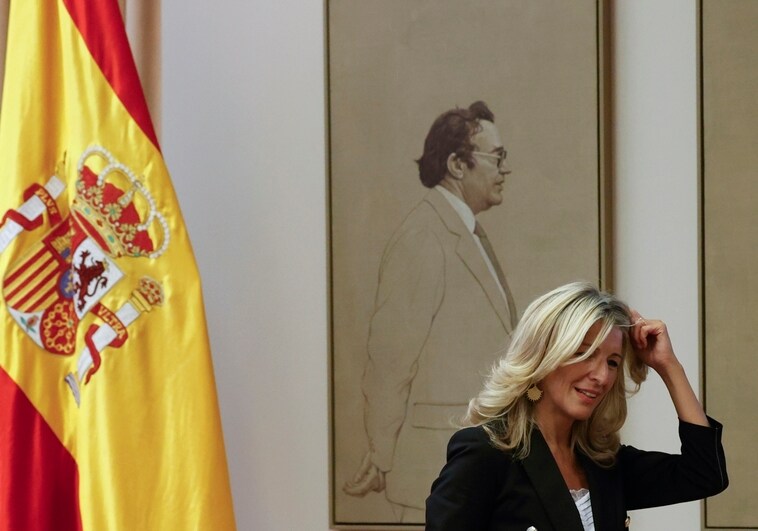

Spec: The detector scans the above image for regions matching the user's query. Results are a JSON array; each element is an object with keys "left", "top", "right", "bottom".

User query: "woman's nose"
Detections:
[{"left": 589, "top": 359, "right": 609, "bottom": 383}]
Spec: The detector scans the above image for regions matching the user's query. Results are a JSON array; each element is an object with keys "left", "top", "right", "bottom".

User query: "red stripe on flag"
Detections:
[
  {"left": 4, "top": 254, "right": 57, "bottom": 302},
  {"left": 3, "top": 246, "right": 49, "bottom": 286},
  {"left": 25, "top": 283, "right": 60, "bottom": 313},
  {"left": 61, "top": 0, "right": 160, "bottom": 150},
  {"left": 0, "top": 367, "right": 82, "bottom": 530},
  {"left": 12, "top": 264, "right": 61, "bottom": 310}
]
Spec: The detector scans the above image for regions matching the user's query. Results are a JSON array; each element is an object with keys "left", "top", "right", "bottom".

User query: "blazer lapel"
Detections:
[
  {"left": 424, "top": 190, "right": 513, "bottom": 333},
  {"left": 520, "top": 429, "right": 584, "bottom": 531}
]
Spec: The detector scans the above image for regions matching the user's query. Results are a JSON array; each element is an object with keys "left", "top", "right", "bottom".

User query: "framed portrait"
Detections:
[
  {"left": 327, "top": 1, "right": 610, "bottom": 527},
  {"left": 701, "top": 1, "right": 758, "bottom": 529}
]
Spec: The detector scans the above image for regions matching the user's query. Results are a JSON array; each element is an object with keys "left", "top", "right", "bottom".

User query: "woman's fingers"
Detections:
[{"left": 629, "top": 309, "right": 647, "bottom": 349}]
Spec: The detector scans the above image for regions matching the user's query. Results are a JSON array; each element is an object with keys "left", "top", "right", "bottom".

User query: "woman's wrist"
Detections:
[
  {"left": 653, "top": 357, "right": 684, "bottom": 381},
  {"left": 656, "top": 359, "right": 710, "bottom": 426}
]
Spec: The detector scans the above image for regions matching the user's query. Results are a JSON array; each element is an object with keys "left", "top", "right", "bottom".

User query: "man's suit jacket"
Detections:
[
  {"left": 426, "top": 419, "right": 728, "bottom": 530},
  {"left": 362, "top": 189, "right": 514, "bottom": 510}
]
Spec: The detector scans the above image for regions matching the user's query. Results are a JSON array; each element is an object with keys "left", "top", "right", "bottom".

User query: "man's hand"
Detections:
[{"left": 343, "top": 451, "right": 386, "bottom": 496}]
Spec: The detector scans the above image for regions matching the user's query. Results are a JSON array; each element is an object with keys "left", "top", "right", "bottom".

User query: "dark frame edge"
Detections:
[
  {"left": 324, "top": 0, "right": 338, "bottom": 528},
  {"left": 598, "top": 0, "right": 614, "bottom": 292},
  {"left": 697, "top": 0, "right": 708, "bottom": 529}
]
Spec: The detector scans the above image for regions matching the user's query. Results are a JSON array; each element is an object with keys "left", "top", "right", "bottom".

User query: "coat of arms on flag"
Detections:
[{"left": 1, "top": 147, "right": 167, "bottom": 405}]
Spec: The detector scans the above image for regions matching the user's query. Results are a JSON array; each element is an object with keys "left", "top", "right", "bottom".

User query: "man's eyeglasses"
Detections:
[{"left": 472, "top": 150, "right": 507, "bottom": 168}]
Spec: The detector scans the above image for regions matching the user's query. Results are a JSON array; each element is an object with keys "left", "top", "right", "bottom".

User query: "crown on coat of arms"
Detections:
[{"left": 71, "top": 146, "right": 169, "bottom": 259}]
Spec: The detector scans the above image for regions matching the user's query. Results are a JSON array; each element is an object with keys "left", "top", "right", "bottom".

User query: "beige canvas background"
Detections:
[
  {"left": 702, "top": 1, "right": 758, "bottom": 529},
  {"left": 328, "top": 0, "right": 604, "bottom": 526}
]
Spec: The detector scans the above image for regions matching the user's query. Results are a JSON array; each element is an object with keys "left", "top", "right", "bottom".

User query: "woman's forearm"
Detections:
[{"left": 657, "top": 360, "right": 709, "bottom": 427}]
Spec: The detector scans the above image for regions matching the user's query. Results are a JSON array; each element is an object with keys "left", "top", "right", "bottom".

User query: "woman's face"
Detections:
[{"left": 535, "top": 321, "right": 623, "bottom": 426}]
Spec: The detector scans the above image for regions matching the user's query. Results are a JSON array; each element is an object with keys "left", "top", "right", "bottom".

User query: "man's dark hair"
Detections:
[{"left": 416, "top": 101, "right": 495, "bottom": 188}]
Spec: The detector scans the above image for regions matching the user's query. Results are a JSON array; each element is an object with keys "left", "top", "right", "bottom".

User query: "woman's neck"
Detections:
[
  {"left": 534, "top": 408, "right": 574, "bottom": 451},
  {"left": 534, "top": 411, "right": 588, "bottom": 490}
]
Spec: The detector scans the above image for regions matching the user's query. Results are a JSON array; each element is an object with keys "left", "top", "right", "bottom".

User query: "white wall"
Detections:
[
  {"left": 614, "top": 1, "right": 701, "bottom": 529},
  {"left": 161, "top": 1, "right": 329, "bottom": 529},
  {"left": 161, "top": 1, "right": 703, "bottom": 529}
]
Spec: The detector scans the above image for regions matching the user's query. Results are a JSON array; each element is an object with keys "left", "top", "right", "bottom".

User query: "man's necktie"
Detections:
[{"left": 474, "top": 222, "right": 518, "bottom": 330}]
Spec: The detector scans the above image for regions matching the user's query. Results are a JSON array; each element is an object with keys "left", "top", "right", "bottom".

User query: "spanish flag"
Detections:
[{"left": 0, "top": 1, "right": 235, "bottom": 529}]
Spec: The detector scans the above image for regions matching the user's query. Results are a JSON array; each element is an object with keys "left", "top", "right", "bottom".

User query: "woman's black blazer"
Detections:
[{"left": 426, "top": 418, "right": 728, "bottom": 530}]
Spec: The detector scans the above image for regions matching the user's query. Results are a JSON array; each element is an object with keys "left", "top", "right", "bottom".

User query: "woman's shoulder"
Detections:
[
  {"left": 447, "top": 425, "right": 513, "bottom": 464},
  {"left": 428, "top": 425, "right": 515, "bottom": 527},
  {"left": 432, "top": 425, "right": 514, "bottom": 496},
  {"left": 450, "top": 425, "right": 490, "bottom": 442},
  {"left": 450, "top": 424, "right": 497, "bottom": 445}
]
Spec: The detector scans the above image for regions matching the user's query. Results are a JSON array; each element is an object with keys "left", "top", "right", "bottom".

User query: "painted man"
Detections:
[{"left": 344, "top": 101, "right": 518, "bottom": 522}]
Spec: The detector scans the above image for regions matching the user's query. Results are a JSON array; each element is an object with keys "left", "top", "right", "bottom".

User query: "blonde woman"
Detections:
[{"left": 426, "top": 282, "right": 728, "bottom": 530}]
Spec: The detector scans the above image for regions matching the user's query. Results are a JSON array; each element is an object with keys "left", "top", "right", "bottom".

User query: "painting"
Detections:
[
  {"left": 327, "top": 1, "right": 609, "bottom": 527},
  {"left": 701, "top": 1, "right": 758, "bottom": 529}
]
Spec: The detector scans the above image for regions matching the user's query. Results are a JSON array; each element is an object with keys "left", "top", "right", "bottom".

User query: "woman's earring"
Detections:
[{"left": 526, "top": 384, "right": 543, "bottom": 402}]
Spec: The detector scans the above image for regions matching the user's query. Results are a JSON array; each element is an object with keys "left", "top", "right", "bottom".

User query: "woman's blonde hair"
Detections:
[{"left": 466, "top": 281, "right": 648, "bottom": 466}]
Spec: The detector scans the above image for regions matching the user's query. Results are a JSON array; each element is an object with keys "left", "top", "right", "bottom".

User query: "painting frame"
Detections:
[
  {"left": 700, "top": 1, "right": 758, "bottom": 529},
  {"left": 326, "top": 1, "right": 611, "bottom": 528}
]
